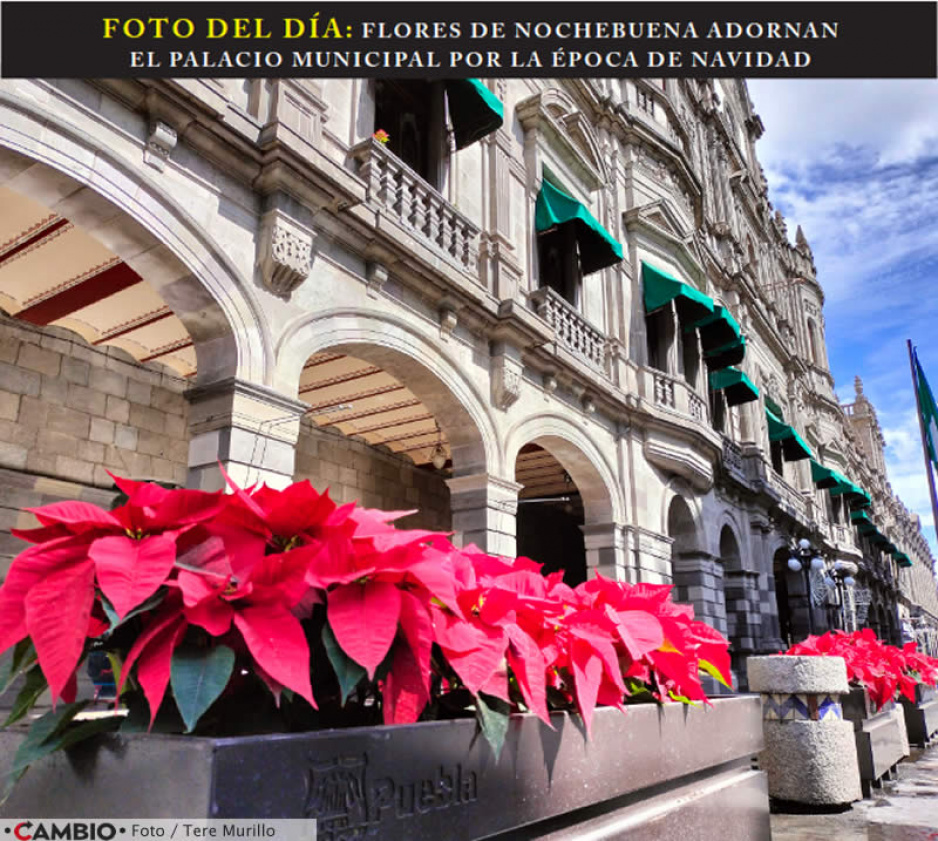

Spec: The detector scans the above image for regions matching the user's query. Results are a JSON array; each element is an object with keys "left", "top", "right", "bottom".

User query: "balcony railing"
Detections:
[
  {"left": 764, "top": 469, "right": 811, "bottom": 522},
  {"left": 643, "top": 368, "right": 718, "bottom": 429},
  {"left": 351, "top": 139, "right": 480, "bottom": 274},
  {"left": 530, "top": 287, "right": 607, "bottom": 373}
]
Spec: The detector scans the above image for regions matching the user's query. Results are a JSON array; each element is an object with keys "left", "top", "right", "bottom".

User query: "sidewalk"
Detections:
[{"left": 771, "top": 744, "right": 938, "bottom": 840}]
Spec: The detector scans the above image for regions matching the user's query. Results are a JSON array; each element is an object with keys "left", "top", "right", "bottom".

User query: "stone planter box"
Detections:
[
  {"left": 747, "top": 655, "right": 862, "bottom": 807},
  {"left": 899, "top": 683, "right": 938, "bottom": 747},
  {"left": 841, "top": 688, "right": 910, "bottom": 798},
  {"left": 0, "top": 696, "right": 770, "bottom": 840}
]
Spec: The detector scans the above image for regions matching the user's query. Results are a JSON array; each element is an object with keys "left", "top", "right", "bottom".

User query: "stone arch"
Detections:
[
  {"left": 0, "top": 91, "right": 269, "bottom": 384},
  {"left": 661, "top": 480, "right": 703, "bottom": 552},
  {"left": 667, "top": 495, "right": 700, "bottom": 557},
  {"left": 504, "top": 413, "right": 624, "bottom": 526},
  {"left": 276, "top": 308, "right": 499, "bottom": 478},
  {"left": 719, "top": 524, "right": 743, "bottom": 573}
]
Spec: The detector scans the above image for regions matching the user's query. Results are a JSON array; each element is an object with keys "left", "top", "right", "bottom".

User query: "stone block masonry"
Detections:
[
  {"left": 294, "top": 419, "right": 451, "bottom": 533},
  {"left": 0, "top": 317, "right": 191, "bottom": 578}
]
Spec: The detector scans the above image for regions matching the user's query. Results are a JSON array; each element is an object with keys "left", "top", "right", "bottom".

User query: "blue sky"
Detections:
[{"left": 747, "top": 80, "right": 938, "bottom": 555}]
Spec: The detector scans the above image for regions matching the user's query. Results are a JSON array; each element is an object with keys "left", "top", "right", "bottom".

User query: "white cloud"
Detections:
[{"left": 745, "top": 79, "right": 938, "bottom": 556}]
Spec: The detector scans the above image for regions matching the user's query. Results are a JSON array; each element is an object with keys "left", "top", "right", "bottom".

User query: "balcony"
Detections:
[
  {"left": 644, "top": 369, "right": 710, "bottom": 424},
  {"left": 530, "top": 287, "right": 607, "bottom": 374},
  {"left": 350, "top": 139, "right": 480, "bottom": 275},
  {"left": 762, "top": 468, "right": 812, "bottom": 524}
]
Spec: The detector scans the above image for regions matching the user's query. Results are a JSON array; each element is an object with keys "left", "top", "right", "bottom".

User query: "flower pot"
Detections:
[
  {"left": 899, "top": 683, "right": 938, "bottom": 747},
  {"left": 0, "top": 696, "right": 770, "bottom": 841},
  {"left": 747, "top": 655, "right": 862, "bottom": 807},
  {"left": 841, "top": 687, "right": 910, "bottom": 798}
]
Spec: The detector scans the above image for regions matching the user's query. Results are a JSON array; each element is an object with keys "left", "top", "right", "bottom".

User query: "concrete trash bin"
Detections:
[{"left": 747, "top": 655, "right": 862, "bottom": 806}]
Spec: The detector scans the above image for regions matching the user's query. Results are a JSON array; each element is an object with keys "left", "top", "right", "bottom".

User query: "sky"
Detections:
[{"left": 747, "top": 80, "right": 938, "bottom": 556}]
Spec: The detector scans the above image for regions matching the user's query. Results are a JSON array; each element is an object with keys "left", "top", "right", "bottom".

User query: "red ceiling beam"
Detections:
[
  {"left": 0, "top": 217, "right": 70, "bottom": 267},
  {"left": 16, "top": 261, "right": 142, "bottom": 326}
]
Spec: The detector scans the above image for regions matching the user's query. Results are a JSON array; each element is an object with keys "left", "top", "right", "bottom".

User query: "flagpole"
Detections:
[{"left": 907, "top": 339, "right": 938, "bottom": 554}]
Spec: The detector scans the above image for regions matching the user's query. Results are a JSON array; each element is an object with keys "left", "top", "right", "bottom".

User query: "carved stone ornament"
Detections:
[
  {"left": 257, "top": 210, "right": 315, "bottom": 299},
  {"left": 492, "top": 354, "right": 523, "bottom": 411},
  {"left": 144, "top": 120, "right": 177, "bottom": 172}
]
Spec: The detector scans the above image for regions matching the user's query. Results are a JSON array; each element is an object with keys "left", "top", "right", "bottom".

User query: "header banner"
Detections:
[{"left": 1, "top": 2, "right": 936, "bottom": 79}]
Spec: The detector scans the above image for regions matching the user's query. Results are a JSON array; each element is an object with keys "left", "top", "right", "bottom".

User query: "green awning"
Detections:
[
  {"left": 884, "top": 541, "right": 898, "bottom": 556},
  {"left": 894, "top": 551, "right": 913, "bottom": 568},
  {"left": 765, "top": 396, "right": 784, "bottom": 420},
  {"left": 445, "top": 79, "right": 504, "bottom": 149},
  {"left": 642, "top": 261, "right": 714, "bottom": 322},
  {"left": 847, "top": 488, "right": 872, "bottom": 510},
  {"left": 851, "top": 509, "right": 876, "bottom": 533},
  {"left": 829, "top": 476, "right": 870, "bottom": 509},
  {"left": 810, "top": 459, "right": 841, "bottom": 489},
  {"left": 766, "top": 408, "right": 814, "bottom": 461},
  {"left": 709, "top": 367, "right": 759, "bottom": 406},
  {"left": 870, "top": 531, "right": 890, "bottom": 548},
  {"left": 689, "top": 305, "right": 743, "bottom": 352},
  {"left": 536, "top": 179, "right": 623, "bottom": 274},
  {"left": 705, "top": 336, "right": 747, "bottom": 370}
]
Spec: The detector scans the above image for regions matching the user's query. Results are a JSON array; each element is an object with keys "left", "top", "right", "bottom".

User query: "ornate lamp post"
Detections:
[{"left": 786, "top": 538, "right": 825, "bottom": 636}]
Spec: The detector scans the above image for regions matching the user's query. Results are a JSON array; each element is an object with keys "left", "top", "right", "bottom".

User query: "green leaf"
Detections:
[
  {"left": 475, "top": 692, "right": 510, "bottom": 762},
  {"left": 2, "top": 701, "right": 88, "bottom": 803},
  {"left": 2, "top": 665, "right": 49, "bottom": 728},
  {"left": 0, "top": 639, "right": 37, "bottom": 697},
  {"left": 322, "top": 623, "right": 366, "bottom": 704},
  {"left": 170, "top": 644, "right": 235, "bottom": 733},
  {"left": 105, "top": 651, "right": 123, "bottom": 692},
  {"left": 101, "top": 589, "right": 167, "bottom": 632},
  {"left": 699, "top": 659, "right": 732, "bottom": 690}
]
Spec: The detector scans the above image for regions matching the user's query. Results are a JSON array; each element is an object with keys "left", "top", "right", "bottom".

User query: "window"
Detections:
[
  {"left": 681, "top": 329, "right": 700, "bottom": 388},
  {"left": 770, "top": 439, "right": 785, "bottom": 474},
  {"left": 646, "top": 306, "right": 673, "bottom": 372},
  {"left": 374, "top": 79, "right": 446, "bottom": 187},
  {"left": 538, "top": 223, "right": 580, "bottom": 306},
  {"left": 535, "top": 177, "right": 623, "bottom": 310},
  {"left": 711, "top": 389, "right": 726, "bottom": 433}
]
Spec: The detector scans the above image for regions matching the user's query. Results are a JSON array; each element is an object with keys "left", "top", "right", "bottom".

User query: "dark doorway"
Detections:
[{"left": 515, "top": 444, "right": 587, "bottom": 586}]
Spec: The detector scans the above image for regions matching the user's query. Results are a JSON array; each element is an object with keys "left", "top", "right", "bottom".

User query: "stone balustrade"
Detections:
[
  {"left": 351, "top": 139, "right": 481, "bottom": 274},
  {"left": 530, "top": 287, "right": 607, "bottom": 373}
]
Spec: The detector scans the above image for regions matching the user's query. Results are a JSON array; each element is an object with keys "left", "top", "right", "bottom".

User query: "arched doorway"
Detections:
[
  {"left": 507, "top": 420, "right": 623, "bottom": 581},
  {"left": 772, "top": 547, "right": 795, "bottom": 647},
  {"left": 514, "top": 444, "right": 586, "bottom": 585},
  {"left": 288, "top": 335, "right": 497, "bottom": 539},
  {"left": 719, "top": 525, "right": 751, "bottom": 687},
  {"left": 668, "top": 496, "right": 727, "bottom": 636}
]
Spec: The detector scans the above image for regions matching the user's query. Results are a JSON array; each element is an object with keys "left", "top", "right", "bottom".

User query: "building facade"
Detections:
[{"left": 0, "top": 76, "right": 936, "bottom": 685}]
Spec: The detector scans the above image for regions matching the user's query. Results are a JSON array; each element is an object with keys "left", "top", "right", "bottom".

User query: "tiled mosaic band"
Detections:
[{"left": 763, "top": 692, "right": 843, "bottom": 721}]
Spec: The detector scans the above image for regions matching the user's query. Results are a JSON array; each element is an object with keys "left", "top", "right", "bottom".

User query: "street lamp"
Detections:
[
  {"left": 829, "top": 560, "right": 858, "bottom": 630},
  {"left": 788, "top": 538, "right": 822, "bottom": 635}
]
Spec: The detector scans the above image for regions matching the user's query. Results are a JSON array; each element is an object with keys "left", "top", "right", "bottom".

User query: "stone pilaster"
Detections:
[
  {"left": 446, "top": 472, "right": 522, "bottom": 557},
  {"left": 581, "top": 522, "right": 628, "bottom": 581},
  {"left": 185, "top": 378, "right": 307, "bottom": 491}
]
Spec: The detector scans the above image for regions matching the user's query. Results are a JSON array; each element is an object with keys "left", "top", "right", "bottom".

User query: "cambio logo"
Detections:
[{"left": 10, "top": 823, "right": 118, "bottom": 840}]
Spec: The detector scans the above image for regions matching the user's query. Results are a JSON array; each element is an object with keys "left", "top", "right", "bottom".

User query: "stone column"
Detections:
[
  {"left": 582, "top": 522, "right": 628, "bottom": 581},
  {"left": 186, "top": 378, "right": 307, "bottom": 491},
  {"left": 747, "top": 655, "right": 862, "bottom": 806},
  {"left": 446, "top": 473, "right": 522, "bottom": 557},
  {"left": 672, "top": 554, "right": 728, "bottom": 636}
]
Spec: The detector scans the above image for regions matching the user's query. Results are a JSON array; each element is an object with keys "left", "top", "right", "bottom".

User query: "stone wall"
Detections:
[
  {"left": 294, "top": 420, "right": 451, "bottom": 532},
  {"left": 0, "top": 317, "right": 190, "bottom": 576}
]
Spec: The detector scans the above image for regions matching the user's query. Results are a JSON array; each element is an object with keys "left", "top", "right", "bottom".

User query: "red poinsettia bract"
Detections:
[
  {"left": 785, "top": 629, "right": 938, "bottom": 710},
  {"left": 0, "top": 474, "right": 733, "bottom": 739}
]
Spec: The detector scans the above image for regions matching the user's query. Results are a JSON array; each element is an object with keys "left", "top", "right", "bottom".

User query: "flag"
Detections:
[{"left": 912, "top": 346, "right": 938, "bottom": 469}]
